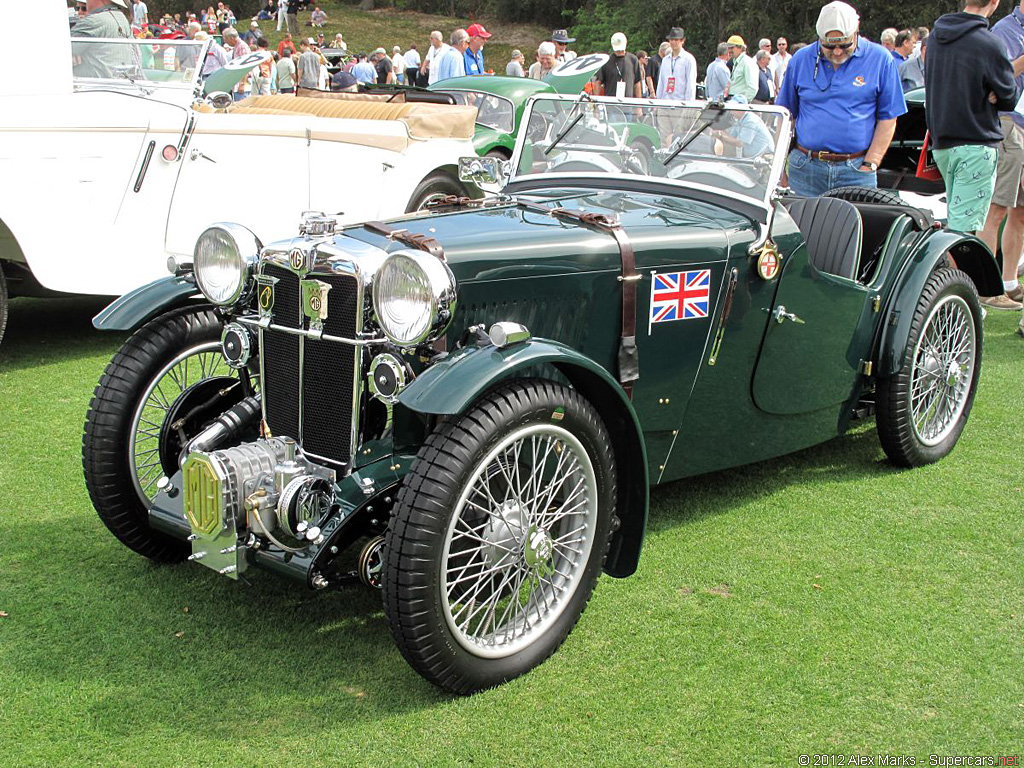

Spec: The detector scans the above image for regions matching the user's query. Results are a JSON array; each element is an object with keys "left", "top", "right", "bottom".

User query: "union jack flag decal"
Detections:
[{"left": 649, "top": 269, "right": 711, "bottom": 327}]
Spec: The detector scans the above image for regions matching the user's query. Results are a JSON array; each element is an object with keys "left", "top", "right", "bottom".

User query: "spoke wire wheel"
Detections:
[
  {"left": 441, "top": 423, "right": 598, "bottom": 659},
  {"left": 383, "top": 380, "right": 617, "bottom": 694},
  {"left": 877, "top": 267, "right": 982, "bottom": 467},
  {"left": 83, "top": 305, "right": 243, "bottom": 562},
  {"left": 908, "top": 294, "right": 976, "bottom": 447},
  {"left": 127, "top": 342, "right": 254, "bottom": 505}
]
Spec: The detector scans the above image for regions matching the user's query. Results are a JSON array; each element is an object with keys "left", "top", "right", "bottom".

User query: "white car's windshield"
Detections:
[
  {"left": 514, "top": 96, "right": 789, "bottom": 204},
  {"left": 71, "top": 38, "right": 204, "bottom": 86}
]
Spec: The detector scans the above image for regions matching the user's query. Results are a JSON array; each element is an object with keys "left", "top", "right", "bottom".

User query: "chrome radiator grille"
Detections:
[{"left": 260, "top": 263, "right": 361, "bottom": 467}]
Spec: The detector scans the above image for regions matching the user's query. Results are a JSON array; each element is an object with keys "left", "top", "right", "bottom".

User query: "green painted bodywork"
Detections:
[
  {"left": 92, "top": 274, "right": 199, "bottom": 331},
  {"left": 430, "top": 76, "right": 557, "bottom": 157},
  {"left": 339, "top": 186, "right": 996, "bottom": 491}
]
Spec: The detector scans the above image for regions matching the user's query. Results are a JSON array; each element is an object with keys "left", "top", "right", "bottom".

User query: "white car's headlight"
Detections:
[
  {"left": 193, "top": 224, "right": 261, "bottom": 306},
  {"left": 372, "top": 250, "right": 457, "bottom": 346}
]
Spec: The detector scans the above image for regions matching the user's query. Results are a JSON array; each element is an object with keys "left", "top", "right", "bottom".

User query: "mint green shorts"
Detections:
[{"left": 932, "top": 145, "right": 998, "bottom": 233}]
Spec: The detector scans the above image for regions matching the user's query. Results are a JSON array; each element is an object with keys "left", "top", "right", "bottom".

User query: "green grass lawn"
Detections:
[{"left": 0, "top": 295, "right": 1021, "bottom": 766}]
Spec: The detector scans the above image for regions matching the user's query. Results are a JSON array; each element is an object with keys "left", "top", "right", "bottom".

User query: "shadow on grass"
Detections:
[
  {"left": 647, "top": 425, "right": 898, "bottom": 533},
  {"left": 0, "top": 296, "right": 121, "bottom": 371},
  {"left": 6, "top": 510, "right": 449, "bottom": 730}
]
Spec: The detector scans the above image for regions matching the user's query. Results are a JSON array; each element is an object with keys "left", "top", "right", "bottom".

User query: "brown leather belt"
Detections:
[{"left": 795, "top": 144, "right": 867, "bottom": 163}]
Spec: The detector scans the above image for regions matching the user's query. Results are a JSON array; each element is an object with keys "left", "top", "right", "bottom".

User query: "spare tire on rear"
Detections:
[{"left": 823, "top": 186, "right": 907, "bottom": 206}]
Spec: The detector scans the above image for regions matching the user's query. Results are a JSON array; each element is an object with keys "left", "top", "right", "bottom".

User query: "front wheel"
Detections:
[
  {"left": 82, "top": 305, "right": 251, "bottom": 562},
  {"left": 877, "top": 268, "right": 982, "bottom": 467},
  {"left": 406, "top": 172, "right": 467, "bottom": 212},
  {"left": 383, "top": 380, "right": 617, "bottom": 694}
]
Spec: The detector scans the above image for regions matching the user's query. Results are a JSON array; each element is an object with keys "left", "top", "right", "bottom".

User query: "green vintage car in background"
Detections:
[
  {"left": 82, "top": 94, "right": 1001, "bottom": 694},
  {"left": 428, "top": 55, "right": 662, "bottom": 170}
]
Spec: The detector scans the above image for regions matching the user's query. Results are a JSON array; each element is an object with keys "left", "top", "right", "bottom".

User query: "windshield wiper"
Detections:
[
  {"left": 544, "top": 112, "right": 584, "bottom": 156},
  {"left": 662, "top": 103, "right": 726, "bottom": 166}
]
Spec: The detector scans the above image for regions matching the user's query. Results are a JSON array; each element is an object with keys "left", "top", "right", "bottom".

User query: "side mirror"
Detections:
[{"left": 459, "top": 156, "right": 509, "bottom": 187}]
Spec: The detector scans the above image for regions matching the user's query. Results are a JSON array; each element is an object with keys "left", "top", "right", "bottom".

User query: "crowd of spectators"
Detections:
[{"left": 68, "top": 0, "right": 1024, "bottom": 315}]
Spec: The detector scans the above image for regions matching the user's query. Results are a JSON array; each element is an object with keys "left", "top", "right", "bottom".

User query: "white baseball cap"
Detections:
[
  {"left": 611, "top": 32, "right": 627, "bottom": 52},
  {"left": 816, "top": 1, "right": 859, "bottom": 40}
]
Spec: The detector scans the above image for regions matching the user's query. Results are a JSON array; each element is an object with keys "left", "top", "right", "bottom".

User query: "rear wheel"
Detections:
[
  {"left": 83, "top": 305, "right": 251, "bottom": 562},
  {"left": 877, "top": 268, "right": 982, "bottom": 467},
  {"left": 383, "top": 380, "right": 617, "bottom": 694}
]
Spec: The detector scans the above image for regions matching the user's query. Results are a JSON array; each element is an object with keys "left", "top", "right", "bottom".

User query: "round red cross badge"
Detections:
[{"left": 757, "top": 248, "right": 780, "bottom": 280}]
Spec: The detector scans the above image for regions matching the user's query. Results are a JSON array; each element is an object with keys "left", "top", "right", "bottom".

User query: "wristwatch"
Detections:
[{"left": 861, "top": 160, "right": 878, "bottom": 171}]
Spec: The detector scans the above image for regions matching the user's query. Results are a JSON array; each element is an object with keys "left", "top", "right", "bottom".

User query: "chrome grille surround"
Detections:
[{"left": 255, "top": 237, "right": 389, "bottom": 469}]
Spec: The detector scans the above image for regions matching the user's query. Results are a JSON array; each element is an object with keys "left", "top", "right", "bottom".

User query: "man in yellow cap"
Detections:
[{"left": 727, "top": 35, "right": 758, "bottom": 103}]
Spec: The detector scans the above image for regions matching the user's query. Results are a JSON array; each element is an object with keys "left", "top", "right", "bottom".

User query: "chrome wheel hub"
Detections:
[
  {"left": 524, "top": 524, "right": 555, "bottom": 576},
  {"left": 944, "top": 360, "right": 962, "bottom": 388}
]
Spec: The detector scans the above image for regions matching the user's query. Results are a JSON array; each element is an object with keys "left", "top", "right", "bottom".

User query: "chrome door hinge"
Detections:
[{"left": 859, "top": 359, "right": 874, "bottom": 376}]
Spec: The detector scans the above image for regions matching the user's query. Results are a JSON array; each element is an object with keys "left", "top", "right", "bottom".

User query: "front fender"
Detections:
[
  {"left": 877, "top": 230, "right": 1000, "bottom": 377},
  {"left": 92, "top": 274, "right": 199, "bottom": 332},
  {"left": 399, "top": 339, "right": 650, "bottom": 578}
]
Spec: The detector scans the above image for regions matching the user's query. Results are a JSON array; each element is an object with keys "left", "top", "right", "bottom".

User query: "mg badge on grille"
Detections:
[
  {"left": 301, "top": 278, "right": 331, "bottom": 327},
  {"left": 289, "top": 248, "right": 307, "bottom": 272},
  {"left": 254, "top": 273, "right": 278, "bottom": 316}
]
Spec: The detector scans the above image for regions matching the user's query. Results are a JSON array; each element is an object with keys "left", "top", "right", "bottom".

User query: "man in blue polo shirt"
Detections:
[
  {"left": 464, "top": 23, "right": 490, "bottom": 76},
  {"left": 776, "top": 0, "right": 907, "bottom": 196}
]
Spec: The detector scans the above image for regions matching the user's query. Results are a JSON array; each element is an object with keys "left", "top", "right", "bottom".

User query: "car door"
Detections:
[
  {"left": 164, "top": 111, "right": 310, "bottom": 259},
  {"left": 750, "top": 207, "right": 876, "bottom": 415}
]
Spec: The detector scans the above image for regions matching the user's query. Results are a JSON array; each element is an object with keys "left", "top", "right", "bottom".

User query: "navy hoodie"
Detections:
[{"left": 925, "top": 11, "right": 1019, "bottom": 149}]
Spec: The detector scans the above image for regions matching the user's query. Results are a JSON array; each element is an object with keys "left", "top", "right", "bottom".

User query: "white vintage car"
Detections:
[{"left": 0, "top": 0, "right": 477, "bottom": 346}]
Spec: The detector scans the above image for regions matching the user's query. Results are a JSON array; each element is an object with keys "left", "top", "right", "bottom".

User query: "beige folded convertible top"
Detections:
[{"left": 227, "top": 95, "right": 476, "bottom": 141}]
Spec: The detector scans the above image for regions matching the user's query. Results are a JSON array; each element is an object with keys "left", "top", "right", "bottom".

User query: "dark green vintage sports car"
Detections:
[{"left": 83, "top": 94, "right": 1002, "bottom": 694}]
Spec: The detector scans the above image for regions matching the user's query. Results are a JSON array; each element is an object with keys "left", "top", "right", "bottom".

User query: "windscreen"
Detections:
[{"left": 515, "top": 97, "right": 788, "bottom": 203}]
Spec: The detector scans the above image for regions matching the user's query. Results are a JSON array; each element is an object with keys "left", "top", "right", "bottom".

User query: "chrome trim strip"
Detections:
[{"left": 236, "top": 315, "right": 384, "bottom": 346}]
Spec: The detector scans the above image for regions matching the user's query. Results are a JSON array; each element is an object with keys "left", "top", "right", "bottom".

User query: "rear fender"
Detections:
[
  {"left": 92, "top": 274, "right": 200, "bottom": 332},
  {"left": 877, "top": 231, "right": 999, "bottom": 377},
  {"left": 398, "top": 339, "right": 649, "bottom": 578}
]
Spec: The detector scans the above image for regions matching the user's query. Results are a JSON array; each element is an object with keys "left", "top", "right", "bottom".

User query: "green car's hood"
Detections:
[{"left": 340, "top": 190, "right": 753, "bottom": 282}]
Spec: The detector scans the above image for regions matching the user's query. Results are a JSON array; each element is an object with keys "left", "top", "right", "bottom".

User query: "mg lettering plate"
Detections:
[{"left": 183, "top": 453, "right": 221, "bottom": 536}]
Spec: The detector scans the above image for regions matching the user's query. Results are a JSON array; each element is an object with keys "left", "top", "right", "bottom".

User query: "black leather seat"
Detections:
[{"left": 785, "top": 197, "right": 863, "bottom": 281}]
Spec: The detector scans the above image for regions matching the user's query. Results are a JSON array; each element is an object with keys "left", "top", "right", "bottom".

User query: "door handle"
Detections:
[
  {"left": 773, "top": 304, "right": 805, "bottom": 325},
  {"left": 190, "top": 148, "right": 217, "bottom": 163}
]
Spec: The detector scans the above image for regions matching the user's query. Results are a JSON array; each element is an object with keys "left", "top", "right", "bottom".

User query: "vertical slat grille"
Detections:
[
  {"left": 301, "top": 273, "right": 359, "bottom": 463},
  {"left": 260, "top": 263, "right": 360, "bottom": 466},
  {"left": 262, "top": 265, "right": 300, "bottom": 439}
]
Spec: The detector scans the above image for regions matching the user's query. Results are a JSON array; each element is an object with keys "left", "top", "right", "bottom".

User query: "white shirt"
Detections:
[
  {"left": 425, "top": 43, "right": 449, "bottom": 85},
  {"left": 392, "top": 52, "right": 406, "bottom": 74},
  {"left": 771, "top": 50, "right": 791, "bottom": 87},
  {"left": 133, "top": 1, "right": 147, "bottom": 25},
  {"left": 656, "top": 49, "right": 697, "bottom": 101},
  {"left": 403, "top": 48, "right": 421, "bottom": 69}
]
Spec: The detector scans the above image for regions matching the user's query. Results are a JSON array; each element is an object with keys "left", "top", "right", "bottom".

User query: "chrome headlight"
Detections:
[
  {"left": 193, "top": 224, "right": 261, "bottom": 306},
  {"left": 372, "top": 250, "right": 457, "bottom": 346}
]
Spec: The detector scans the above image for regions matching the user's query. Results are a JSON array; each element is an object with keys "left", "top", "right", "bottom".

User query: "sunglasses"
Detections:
[{"left": 821, "top": 41, "right": 854, "bottom": 50}]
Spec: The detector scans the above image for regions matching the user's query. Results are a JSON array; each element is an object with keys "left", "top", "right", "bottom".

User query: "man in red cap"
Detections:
[{"left": 464, "top": 22, "right": 491, "bottom": 75}]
